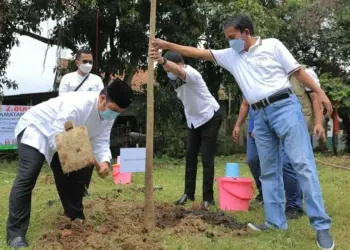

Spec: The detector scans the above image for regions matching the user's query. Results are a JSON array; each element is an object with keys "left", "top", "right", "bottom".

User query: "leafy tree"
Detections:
[{"left": 321, "top": 74, "right": 350, "bottom": 150}]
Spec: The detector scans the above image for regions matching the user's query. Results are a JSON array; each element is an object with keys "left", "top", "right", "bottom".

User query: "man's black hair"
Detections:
[
  {"left": 99, "top": 78, "right": 134, "bottom": 108},
  {"left": 75, "top": 49, "right": 92, "bottom": 60},
  {"left": 223, "top": 13, "right": 255, "bottom": 36},
  {"left": 163, "top": 51, "right": 185, "bottom": 64}
]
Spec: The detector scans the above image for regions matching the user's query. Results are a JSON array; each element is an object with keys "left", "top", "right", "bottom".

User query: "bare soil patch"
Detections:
[{"left": 35, "top": 198, "right": 246, "bottom": 250}]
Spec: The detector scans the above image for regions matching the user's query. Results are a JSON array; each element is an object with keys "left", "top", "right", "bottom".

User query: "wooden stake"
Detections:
[{"left": 144, "top": 0, "right": 157, "bottom": 231}]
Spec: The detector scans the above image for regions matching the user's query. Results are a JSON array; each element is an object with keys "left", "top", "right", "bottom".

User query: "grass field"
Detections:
[{"left": 0, "top": 154, "right": 349, "bottom": 250}]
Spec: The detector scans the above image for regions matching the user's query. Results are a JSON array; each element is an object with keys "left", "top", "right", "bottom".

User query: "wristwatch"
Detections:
[{"left": 160, "top": 57, "right": 167, "bottom": 66}]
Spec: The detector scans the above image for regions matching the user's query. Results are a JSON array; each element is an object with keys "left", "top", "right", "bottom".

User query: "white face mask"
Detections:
[{"left": 79, "top": 63, "right": 93, "bottom": 74}]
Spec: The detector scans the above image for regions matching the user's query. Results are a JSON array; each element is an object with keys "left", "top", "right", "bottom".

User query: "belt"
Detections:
[{"left": 251, "top": 89, "right": 292, "bottom": 110}]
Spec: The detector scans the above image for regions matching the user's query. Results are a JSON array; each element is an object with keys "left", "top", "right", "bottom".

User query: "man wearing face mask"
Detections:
[
  {"left": 59, "top": 49, "right": 105, "bottom": 196},
  {"left": 152, "top": 13, "right": 334, "bottom": 250},
  {"left": 59, "top": 49, "right": 104, "bottom": 94},
  {"left": 149, "top": 49, "right": 222, "bottom": 209},
  {"left": 6, "top": 79, "right": 133, "bottom": 248}
]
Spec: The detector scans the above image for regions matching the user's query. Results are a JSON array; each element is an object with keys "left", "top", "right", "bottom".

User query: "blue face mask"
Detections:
[
  {"left": 167, "top": 72, "right": 177, "bottom": 80},
  {"left": 100, "top": 108, "right": 120, "bottom": 121},
  {"left": 229, "top": 38, "right": 245, "bottom": 53}
]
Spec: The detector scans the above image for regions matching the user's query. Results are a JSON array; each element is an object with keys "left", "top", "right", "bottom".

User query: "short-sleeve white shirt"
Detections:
[
  {"left": 175, "top": 65, "right": 220, "bottom": 128},
  {"left": 210, "top": 38, "right": 301, "bottom": 104},
  {"left": 59, "top": 72, "right": 104, "bottom": 95},
  {"left": 304, "top": 68, "right": 321, "bottom": 91}
]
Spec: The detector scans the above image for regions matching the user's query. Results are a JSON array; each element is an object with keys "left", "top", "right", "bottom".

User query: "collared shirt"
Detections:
[
  {"left": 174, "top": 65, "right": 220, "bottom": 128},
  {"left": 304, "top": 68, "right": 321, "bottom": 91},
  {"left": 244, "top": 67, "right": 321, "bottom": 133},
  {"left": 59, "top": 71, "right": 104, "bottom": 94},
  {"left": 15, "top": 92, "right": 114, "bottom": 164},
  {"left": 210, "top": 38, "right": 301, "bottom": 104}
]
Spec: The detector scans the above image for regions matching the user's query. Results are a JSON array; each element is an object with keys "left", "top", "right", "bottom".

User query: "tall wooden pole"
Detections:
[
  {"left": 144, "top": 0, "right": 157, "bottom": 230},
  {"left": 95, "top": 8, "right": 100, "bottom": 74}
]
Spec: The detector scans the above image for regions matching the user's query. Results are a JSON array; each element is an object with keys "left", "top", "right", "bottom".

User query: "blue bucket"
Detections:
[{"left": 225, "top": 163, "right": 240, "bottom": 178}]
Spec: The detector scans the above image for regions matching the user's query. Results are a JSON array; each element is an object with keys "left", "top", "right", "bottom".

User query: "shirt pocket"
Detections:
[{"left": 248, "top": 56, "right": 276, "bottom": 80}]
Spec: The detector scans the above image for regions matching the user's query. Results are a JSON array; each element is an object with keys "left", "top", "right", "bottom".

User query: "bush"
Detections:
[
  {"left": 216, "top": 129, "right": 245, "bottom": 155},
  {"left": 135, "top": 83, "right": 187, "bottom": 158}
]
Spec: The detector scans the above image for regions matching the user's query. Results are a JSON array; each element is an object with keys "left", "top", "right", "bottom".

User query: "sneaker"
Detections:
[
  {"left": 7, "top": 236, "right": 28, "bottom": 248},
  {"left": 316, "top": 230, "right": 334, "bottom": 250},
  {"left": 285, "top": 207, "right": 302, "bottom": 220},
  {"left": 247, "top": 223, "right": 268, "bottom": 231}
]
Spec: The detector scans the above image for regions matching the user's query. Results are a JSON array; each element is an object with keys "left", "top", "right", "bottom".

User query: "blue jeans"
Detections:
[
  {"left": 251, "top": 95, "right": 331, "bottom": 230},
  {"left": 247, "top": 134, "right": 303, "bottom": 210}
]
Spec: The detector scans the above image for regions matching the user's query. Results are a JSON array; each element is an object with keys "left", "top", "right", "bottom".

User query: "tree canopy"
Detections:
[{"left": 2, "top": 0, "right": 350, "bottom": 147}]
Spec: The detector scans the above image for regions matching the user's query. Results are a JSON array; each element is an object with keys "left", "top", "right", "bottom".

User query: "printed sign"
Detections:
[
  {"left": 120, "top": 148, "right": 146, "bottom": 173},
  {"left": 0, "top": 105, "right": 30, "bottom": 150}
]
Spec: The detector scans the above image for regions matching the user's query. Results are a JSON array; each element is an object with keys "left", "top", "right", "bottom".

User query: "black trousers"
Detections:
[
  {"left": 184, "top": 110, "right": 223, "bottom": 201},
  {"left": 6, "top": 131, "right": 86, "bottom": 241},
  {"left": 83, "top": 166, "right": 94, "bottom": 192}
]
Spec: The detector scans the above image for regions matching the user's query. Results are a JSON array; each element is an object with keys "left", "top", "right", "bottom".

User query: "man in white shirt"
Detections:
[
  {"left": 152, "top": 13, "right": 334, "bottom": 250},
  {"left": 6, "top": 79, "right": 133, "bottom": 248},
  {"left": 149, "top": 50, "right": 222, "bottom": 208},
  {"left": 233, "top": 67, "right": 325, "bottom": 220},
  {"left": 59, "top": 49, "right": 105, "bottom": 196},
  {"left": 59, "top": 49, "right": 104, "bottom": 94}
]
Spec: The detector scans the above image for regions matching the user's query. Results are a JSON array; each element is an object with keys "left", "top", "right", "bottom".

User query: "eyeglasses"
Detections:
[{"left": 82, "top": 60, "right": 93, "bottom": 64}]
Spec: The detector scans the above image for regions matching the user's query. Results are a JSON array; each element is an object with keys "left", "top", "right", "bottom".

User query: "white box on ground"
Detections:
[{"left": 120, "top": 148, "right": 146, "bottom": 173}]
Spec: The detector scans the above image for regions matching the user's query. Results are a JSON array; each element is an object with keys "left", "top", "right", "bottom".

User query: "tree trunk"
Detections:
[{"left": 124, "top": 54, "right": 140, "bottom": 86}]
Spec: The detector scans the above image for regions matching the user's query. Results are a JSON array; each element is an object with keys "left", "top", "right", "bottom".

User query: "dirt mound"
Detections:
[{"left": 34, "top": 198, "right": 245, "bottom": 250}]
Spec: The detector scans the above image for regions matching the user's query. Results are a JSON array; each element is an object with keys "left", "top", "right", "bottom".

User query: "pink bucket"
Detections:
[
  {"left": 217, "top": 177, "right": 254, "bottom": 211},
  {"left": 112, "top": 164, "right": 132, "bottom": 184}
]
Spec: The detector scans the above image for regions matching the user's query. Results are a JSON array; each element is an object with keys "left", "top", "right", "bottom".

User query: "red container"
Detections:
[
  {"left": 112, "top": 164, "right": 132, "bottom": 184},
  {"left": 217, "top": 177, "right": 254, "bottom": 211}
]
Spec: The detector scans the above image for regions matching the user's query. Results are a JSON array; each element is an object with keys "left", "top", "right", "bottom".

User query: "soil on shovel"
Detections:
[{"left": 35, "top": 198, "right": 246, "bottom": 250}]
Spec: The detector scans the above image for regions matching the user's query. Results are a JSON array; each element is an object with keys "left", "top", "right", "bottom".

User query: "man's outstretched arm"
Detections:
[{"left": 152, "top": 38, "right": 214, "bottom": 62}]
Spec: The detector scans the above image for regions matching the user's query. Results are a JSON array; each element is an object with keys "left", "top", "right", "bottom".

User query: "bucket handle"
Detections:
[{"left": 221, "top": 181, "right": 254, "bottom": 200}]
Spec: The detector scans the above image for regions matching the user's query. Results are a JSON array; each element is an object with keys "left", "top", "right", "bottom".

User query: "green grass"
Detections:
[{"left": 0, "top": 155, "right": 349, "bottom": 249}]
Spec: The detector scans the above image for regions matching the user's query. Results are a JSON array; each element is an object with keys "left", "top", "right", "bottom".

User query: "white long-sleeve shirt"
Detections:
[
  {"left": 175, "top": 65, "right": 220, "bottom": 128},
  {"left": 59, "top": 72, "right": 104, "bottom": 94},
  {"left": 15, "top": 92, "right": 114, "bottom": 164}
]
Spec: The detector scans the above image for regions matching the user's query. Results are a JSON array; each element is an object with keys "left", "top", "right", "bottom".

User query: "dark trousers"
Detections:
[
  {"left": 184, "top": 110, "right": 222, "bottom": 201},
  {"left": 246, "top": 132, "right": 303, "bottom": 210},
  {"left": 83, "top": 166, "right": 94, "bottom": 192},
  {"left": 6, "top": 131, "right": 86, "bottom": 241}
]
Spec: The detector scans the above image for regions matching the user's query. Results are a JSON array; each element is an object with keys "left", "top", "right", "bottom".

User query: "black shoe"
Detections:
[
  {"left": 7, "top": 236, "right": 28, "bottom": 248},
  {"left": 251, "top": 193, "right": 264, "bottom": 205},
  {"left": 84, "top": 189, "right": 90, "bottom": 197},
  {"left": 202, "top": 200, "right": 215, "bottom": 209},
  {"left": 173, "top": 194, "right": 194, "bottom": 205},
  {"left": 285, "top": 207, "right": 303, "bottom": 220},
  {"left": 297, "top": 208, "right": 305, "bottom": 216},
  {"left": 255, "top": 193, "right": 263, "bottom": 204}
]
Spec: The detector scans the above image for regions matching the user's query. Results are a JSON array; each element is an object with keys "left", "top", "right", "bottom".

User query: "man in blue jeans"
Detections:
[
  {"left": 152, "top": 13, "right": 334, "bottom": 250},
  {"left": 233, "top": 104, "right": 304, "bottom": 219}
]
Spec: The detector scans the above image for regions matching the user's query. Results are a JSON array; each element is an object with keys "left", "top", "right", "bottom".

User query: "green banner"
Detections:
[{"left": 0, "top": 145, "right": 18, "bottom": 150}]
